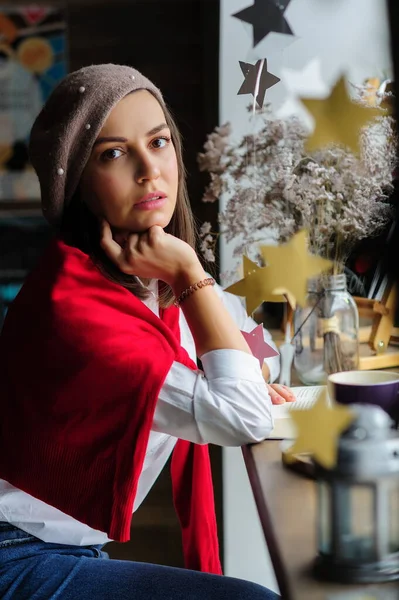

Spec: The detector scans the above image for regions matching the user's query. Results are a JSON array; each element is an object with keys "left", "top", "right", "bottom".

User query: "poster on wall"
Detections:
[{"left": 0, "top": 4, "right": 68, "bottom": 202}]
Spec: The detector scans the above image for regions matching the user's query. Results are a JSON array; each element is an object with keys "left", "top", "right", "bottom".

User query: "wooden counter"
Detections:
[{"left": 242, "top": 441, "right": 399, "bottom": 600}]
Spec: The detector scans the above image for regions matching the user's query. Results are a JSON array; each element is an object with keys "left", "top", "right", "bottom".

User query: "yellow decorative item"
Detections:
[
  {"left": 225, "top": 255, "right": 286, "bottom": 316},
  {"left": 225, "top": 231, "right": 332, "bottom": 314},
  {"left": 0, "top": 144, "right": 12, "bottom": 167},
  {"left": 17, "top": 37, "right": 54, "bottom": 74},
  {"left": 0, "top": 12, "right": 18, "bottom": 44},
  {"left": 362, "top": 77, "right": 381, "bottom": 107},
  {"left": 260, "top": 230, "right": 333, "bottom": 308},
  {"left": 284, "top": 390, "right": 355, "bottom": 469},
  {"left": 300, "top": 75, "right": 381, "bottom": 154}
]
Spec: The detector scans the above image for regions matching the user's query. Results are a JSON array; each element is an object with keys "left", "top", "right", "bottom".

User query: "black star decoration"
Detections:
[
  {"left": 238, "top": 59, "right": 280, "bottom": 108},
  {"left": 232, "top": 0, "right": 293, "bottom": 47},
  {"left": 275, "top": 0, "right": 291, "bottom": 11}
]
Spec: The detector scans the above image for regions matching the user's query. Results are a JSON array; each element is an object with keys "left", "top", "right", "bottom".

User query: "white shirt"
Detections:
[{"left": 0, "top": 281, "right": 279, "bottom": 545}]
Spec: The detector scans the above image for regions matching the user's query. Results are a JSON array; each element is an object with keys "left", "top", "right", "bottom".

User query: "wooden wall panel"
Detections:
[{"left": 66, "top": 0, "right": 219, "bottom": 235}]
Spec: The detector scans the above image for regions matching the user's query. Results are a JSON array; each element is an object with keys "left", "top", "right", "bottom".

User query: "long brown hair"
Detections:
[{"left": 60, "top": 98, "right": 197, "bottom": 308}]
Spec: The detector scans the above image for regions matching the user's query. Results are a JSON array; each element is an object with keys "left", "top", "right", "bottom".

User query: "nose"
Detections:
[{"left": 134, "top": 151, "right": 160, "bottom": 184}]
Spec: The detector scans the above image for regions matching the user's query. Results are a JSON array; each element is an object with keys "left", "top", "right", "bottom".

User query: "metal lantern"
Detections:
[{"left": 314, "top": 404, "right": 399, "bottom": 583}]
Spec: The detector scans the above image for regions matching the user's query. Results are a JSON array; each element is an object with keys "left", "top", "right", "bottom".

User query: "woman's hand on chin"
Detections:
[{"left": 100, "top": 219, "right": 204, "bottom": 287}]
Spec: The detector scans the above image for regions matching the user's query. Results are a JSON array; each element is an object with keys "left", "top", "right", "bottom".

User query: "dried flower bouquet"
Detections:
[{"left": 198, "top": 101, "right": 397, "bottom": 376}]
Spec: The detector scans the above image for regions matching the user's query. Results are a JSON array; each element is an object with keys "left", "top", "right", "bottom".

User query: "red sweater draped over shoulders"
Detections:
[{"left": 0, "top": 238, "right": 221, "bottom": 574}]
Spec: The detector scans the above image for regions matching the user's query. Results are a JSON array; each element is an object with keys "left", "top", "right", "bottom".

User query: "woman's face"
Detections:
[{"left": 79, "top": 90, "right": 179, "bottom": 234}]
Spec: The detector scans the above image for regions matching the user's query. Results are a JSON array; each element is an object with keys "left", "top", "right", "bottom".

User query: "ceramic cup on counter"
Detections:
[{"left": 328, "top": 370, "right": 399, "bottom": 426}]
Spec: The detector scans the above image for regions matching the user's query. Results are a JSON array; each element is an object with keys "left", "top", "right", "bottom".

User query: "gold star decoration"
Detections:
[
  {"left": 259, "top": 230, "right": 332, "bottom": 307},
  {"left": 284, "top": 390, "right": 355, "bottom": 469},
  {"left": 300, "top": 75, "right": 382, "bottom": 154},
  {"left": 225, "top": 255, "right": 287, "bottom": 316},
  {"left": 362, "top": 77, "right": 381, "bottom": 107},
  {"left": 225, "top": 231, "right": 332, "bottom": 314}
]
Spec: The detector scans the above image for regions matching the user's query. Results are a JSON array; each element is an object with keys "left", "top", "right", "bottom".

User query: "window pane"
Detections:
[
  {"left": 389, "top": 483, "right": 399, "bottom": 554},
  {"left": 338, "top": 484, "right": 376, "bottom": 561},
  {"left": 317, "top": 480, "right": 331, "bottom": 554}
]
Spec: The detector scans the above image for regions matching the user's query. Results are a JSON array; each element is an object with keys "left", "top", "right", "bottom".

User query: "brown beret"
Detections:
[{"left": 29, "top": 64, "right": 163, "bottom": 226}]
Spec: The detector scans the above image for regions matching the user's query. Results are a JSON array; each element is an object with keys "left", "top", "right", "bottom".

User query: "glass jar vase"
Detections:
[{"left": 294, "top": 274, "right": 359, "bottom": 385}]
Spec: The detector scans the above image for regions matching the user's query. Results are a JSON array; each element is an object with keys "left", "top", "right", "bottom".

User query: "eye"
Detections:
[
  {"left": 150, "top": 136, "right": 171, "bottom": 150},
  {"left": 101, "top": 148, "right": 124, "bottom": 161}
]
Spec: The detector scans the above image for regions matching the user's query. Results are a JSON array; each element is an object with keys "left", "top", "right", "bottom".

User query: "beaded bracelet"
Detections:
[{"left": 174, "top": 277, "right": 216, "bottom": 306}]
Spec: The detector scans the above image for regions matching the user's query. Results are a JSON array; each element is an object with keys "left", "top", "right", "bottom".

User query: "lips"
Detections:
[
  {"left": 135, "top": 191, "right": 166, "bottom": 206},
  {"left": 134, "top": 191, "right": 167, "bottom": 212}
]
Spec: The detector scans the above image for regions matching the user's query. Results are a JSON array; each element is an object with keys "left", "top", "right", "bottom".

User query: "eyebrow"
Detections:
[
  {"left": 93, "top": 136, "right": 128, "bottom": 146},
  {"left": 146, "top": 123, "right": 169, "bottom": 136},
  {"left": 93, "top": 123, "right": 169, "bottom": 147}
]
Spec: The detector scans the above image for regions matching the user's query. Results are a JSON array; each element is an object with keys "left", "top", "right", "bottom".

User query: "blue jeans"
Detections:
[{"left": 0, "top": 523, "right": 280, "bottom": 599}]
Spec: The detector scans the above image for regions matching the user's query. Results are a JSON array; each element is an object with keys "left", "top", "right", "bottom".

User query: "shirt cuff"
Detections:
[{"left": 200, "top": 349, "right": 264, "bottom": 382}]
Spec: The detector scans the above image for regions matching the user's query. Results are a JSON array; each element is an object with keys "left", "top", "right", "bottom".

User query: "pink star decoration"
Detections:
[{"left": 241, "top": 324, "right": 279, "bottom": 368}]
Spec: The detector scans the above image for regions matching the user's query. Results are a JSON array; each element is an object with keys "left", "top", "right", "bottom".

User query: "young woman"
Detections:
[{"left": 0, "top": 64, "right": 293, "bottom": 599}]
